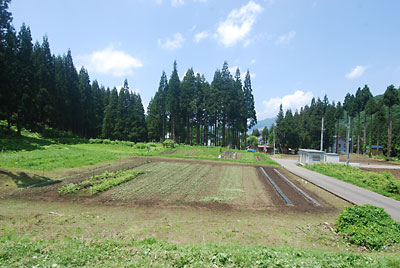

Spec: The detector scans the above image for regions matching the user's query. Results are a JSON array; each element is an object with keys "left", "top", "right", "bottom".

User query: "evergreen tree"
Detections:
[
  {"left": 166, "top": 61, "right": 180, "bottom": 141},
  {"left": 102, "top": 87, "right": 118, "bottom": 139},
  {"left": 243, "top": 70, "right": 257, "bottom": 131},
  {"left": 334, "top": 101, "right": 344, "bottom": 153},
  {"left": 361, "top": 85, "right": 372, "bottom": 153},
  {"left": 15, "top": 23, "right": 33, "bottom": 134},
  {"left": 78, "top": 67, "right": 93, "bottom": 137},
  {"left": 365, "top": 97, "right": 376, "bottom": 157},
  {"left": 374, "top": 100, "right": 386, "bottom": 155},
  {"left": 383, "top": 84, "right": 399, "bottom": 159},
  {"left": 180, "top": 68, "right": 196, "bottom": 144},
  {"left": 262, "top": 126, "right": 269, "bottom": 144}
]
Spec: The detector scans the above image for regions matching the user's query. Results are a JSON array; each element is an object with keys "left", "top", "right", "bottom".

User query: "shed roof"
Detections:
[{"left": 298, "top": 149, "right": 324, "bottom": 153}]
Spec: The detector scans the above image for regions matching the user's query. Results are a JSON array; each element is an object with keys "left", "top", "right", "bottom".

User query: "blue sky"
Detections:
[{"left": 9, "top": 0, "right": 400, "bottom": 119}]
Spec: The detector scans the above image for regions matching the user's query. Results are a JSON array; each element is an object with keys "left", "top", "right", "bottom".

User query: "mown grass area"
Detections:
[
  {"left": 305, "top": 163, "right": 400, "bottom": 201},
  {"left": 2, "top": 234, "right": 399, "bottom": 267},
  {"left": 0, "top": 199, "right": 399, "bottom": 267},
  {"left": 161, "top": 145, "right": 278, "bottom": 166},
  {"left": 0, "top": 130, "right": 277, "bottom": 173}
]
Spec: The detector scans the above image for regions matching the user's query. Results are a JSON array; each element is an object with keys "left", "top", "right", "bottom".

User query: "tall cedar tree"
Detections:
[
  {"left": 383, "top": 85, "right": 399, "bottom": 159},
  {"left": 365, "top": 97, "right": 376, "bottom": 157},
  {"left": 360, "top": 85, "right": 372, "bottom": 153},
  {"left": 166, "top": 61, "right": 180, "bottom": 141}
]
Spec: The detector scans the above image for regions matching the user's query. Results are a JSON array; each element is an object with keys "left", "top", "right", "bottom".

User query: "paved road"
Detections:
[{"left": 271, "top": 157, "right": 400, "bottom": 222}]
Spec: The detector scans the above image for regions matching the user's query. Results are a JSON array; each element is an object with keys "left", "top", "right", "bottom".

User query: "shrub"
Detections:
[
  {"left": 58, "top": 183, "right": 80, "bottom": 195},
  {"left": 135, "top": 142, "right": 147, "bottom": 149},
  {"left": 163, "top": 139, "right": 175, "bottom": 148},
  {"left": 336, "top": 204, "right": 400, "bottom": 250}
]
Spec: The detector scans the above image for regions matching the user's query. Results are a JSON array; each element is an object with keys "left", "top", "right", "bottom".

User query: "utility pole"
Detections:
[
  {"left": 346, "top": 116, "right": 350, "bottom": 165},
  {"left": 273, "top": 125, "right": 276, "bottom": 155},
  {"left": 320, "top": 117, "right": 324, "bottom": 151}
]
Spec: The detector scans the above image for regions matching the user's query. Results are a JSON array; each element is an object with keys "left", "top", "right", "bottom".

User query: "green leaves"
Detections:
[
  {"left": 336, "top": 204, "right": 400, "bottom": 250},
  {"left": 58, "top": 169, "right": 142, "bottom": 196}
]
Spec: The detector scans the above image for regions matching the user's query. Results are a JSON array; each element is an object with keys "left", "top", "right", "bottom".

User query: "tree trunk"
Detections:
[
  {"left": 186, "top": 116, "right": 190, "bottom": 144},
  {"left": 196, "top": 124, "right": 200, "bottom": 145},
  {"left": 222, "top": 118, "right": 226, "bottom": 147},
  {"left": 357, "top": 113, "right": 360, "bottom": 154},
  {"left": 350, "top": 117, "right": 354, "bottom": 153},
  {"left": 214, "top": 122, "right": 217, "bottom": 146},
  {"left": 368, "top": 114, "right": 373, "bottom": 158},
  {"left": 377, "top": 130, "right": 380, "bottom": 156},
  {"left": 388, "top": 107, "right": 392, "bottom": 160},
  {"left": 336, "top": 120, "right": 339, "bottom": 154},
  {"left": 363, "top": 112, "right": 367, "bottom": 154}
]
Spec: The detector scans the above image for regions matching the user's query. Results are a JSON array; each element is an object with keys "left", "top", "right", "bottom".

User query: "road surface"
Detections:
[{"left": 271, "top": 157, "right": 400, "bottom": 222}]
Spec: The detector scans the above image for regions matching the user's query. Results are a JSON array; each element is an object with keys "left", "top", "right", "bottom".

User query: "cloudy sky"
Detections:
[{"left": 9, "top": 0, "right": 400, "bottom": 119}]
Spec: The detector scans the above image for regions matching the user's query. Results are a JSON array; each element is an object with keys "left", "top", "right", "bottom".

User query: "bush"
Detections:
[
  {"left": 163, "top": 139, "right": 175, "bottom": 148},
  {"left": 135, "top": 142, "right": 147, "bottom": 149},
  {"left": 336, "top": 204, "right": 400, "bottom": 250},
  {"left": 58, "top": 183, "right": 80, "bottom": 195}
]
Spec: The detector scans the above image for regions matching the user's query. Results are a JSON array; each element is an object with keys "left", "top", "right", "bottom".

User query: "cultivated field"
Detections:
[{"left": 1, "top": 136, "right": 400, "bottom": 266}]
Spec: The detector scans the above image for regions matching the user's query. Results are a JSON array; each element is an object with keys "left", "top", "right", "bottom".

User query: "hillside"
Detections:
[{"left": 250, "top": 117, "right": 276, "bottom": 132}]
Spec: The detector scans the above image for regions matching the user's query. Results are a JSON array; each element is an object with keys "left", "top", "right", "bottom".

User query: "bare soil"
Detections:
[
  {"left": 1, "top": 157, "right": 341, "bottom": 216},
  {"left": 339, "top": 154, "right": 400, "bottom": 166}
]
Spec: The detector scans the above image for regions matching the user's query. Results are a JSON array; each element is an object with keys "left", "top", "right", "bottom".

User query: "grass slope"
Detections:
[
  {"left": 2, "top": 235, "right": 399, "bottom": 267},
  {"left": 305, "top": 163, "right": 400, "bottom": 201}
]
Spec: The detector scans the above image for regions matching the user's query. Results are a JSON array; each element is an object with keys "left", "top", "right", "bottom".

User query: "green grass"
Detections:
[
  {"left": 305, "top": 163, "right": 400, "bottom": 201},
  {"left": 202, "top": 165, "right": 244, "bottom": 202},
  {"left": 1, "top": 232, "right": 399, "bottom": 267},
  {"left": 0, "top": 142, "right": 167, "bottom": 171},
  {"left": 161, "top": 145, "right": 278, "bottom": 166},
  {"left": 0, "top": 131, "right": 277, "bottom": 172}
]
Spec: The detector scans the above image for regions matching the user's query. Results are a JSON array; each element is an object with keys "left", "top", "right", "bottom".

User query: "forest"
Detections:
[
  {"left": 269, "top": 85, "right": 400, "bottom": 158},
  {"left": 0, "top": 0, "right": 256, "bottom": 147}
]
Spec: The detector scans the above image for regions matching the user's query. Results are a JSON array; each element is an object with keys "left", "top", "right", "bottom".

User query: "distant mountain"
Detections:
[{"left": 249, "top": 117, "right": 276, "bottom": 132}]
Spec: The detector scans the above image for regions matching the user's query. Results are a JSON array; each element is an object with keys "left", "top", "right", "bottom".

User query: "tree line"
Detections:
[
  {"left": 272, "top": 84, "right": 400, "bottom": 159},
  {"left": 146, "top": 61, "right": 257, "bottom": 147},
  {"left": 0, "top": 1, "right": 257, "bottom": 146},
  {"left": 0, "top": 0, "right": 146, "bottom": 141}
]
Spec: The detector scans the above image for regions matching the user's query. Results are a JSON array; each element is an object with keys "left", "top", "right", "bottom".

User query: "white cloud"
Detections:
[
  {"left": 158, "top": 32, "right": 185, "bottom": 50},
  {"left": 156, "top": 0, "right": 163, "bottom": 4},
  {"left": 215, "top": 1, "right": 263, "bottom": 47},
  {"left": 77, "top": 46, "right": 143, "bottom": 77},
  {"left": 171, "top": 0, "right": 184, "bottom": 7},
  {"left": 345, "top": 65, "right": 368, "bottom": 79},
  {"left": 276, "top": 31, "right": 296, "bottom": 45},
  {"left": 251, "top": 59, "right": 256, "bottom": 64},
  {"left": 259, "top": 90, "right": 313, "bottom": 118},
  {"left": 194, "top": 31, "right": 209, "bottom": 43}
]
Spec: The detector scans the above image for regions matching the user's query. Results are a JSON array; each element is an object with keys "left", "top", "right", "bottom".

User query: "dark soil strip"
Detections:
[
  {"left": 260, "top": 167, "right": 292, "bottom": 205},
  {"left": 262, "top": 167, "right": 315, "bottom": 210},
  {"left": 273, "top": 168, "right": 320, "bottom": 207}
]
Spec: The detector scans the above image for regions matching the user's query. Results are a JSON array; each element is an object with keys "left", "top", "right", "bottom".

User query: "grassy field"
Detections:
[
  {"left": 160, "top": 146, "right": 278, "bottom": 166},
  {"left": 305, "top": 163, "right": 400, "bottom": 201},
  {"left": 1, "top": 131, "right": 400, "bottom": 266},
  {"left": 1, "top": 199, "right": 399, "bottom": 267},
  {"left": 0, "top": 131, "right": 277, "bottom": 173}
]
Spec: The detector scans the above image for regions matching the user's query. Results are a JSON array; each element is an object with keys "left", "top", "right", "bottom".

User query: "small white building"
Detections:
[
  {"left": 324, "top": 153, "right": 340, "bottom": 163},
  {"left": 298, "top": 149, "right": 325, "bottom": 165}
]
